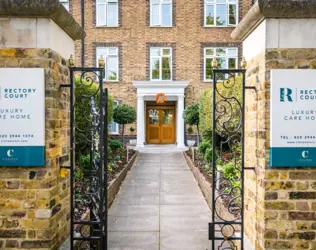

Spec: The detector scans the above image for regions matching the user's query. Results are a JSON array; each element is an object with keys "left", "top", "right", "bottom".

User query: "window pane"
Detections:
[
  {"left": 109, "top": 121, "right": 117, "bottom": 133},
  {"left": 151, "top": 58, "right": 160, "bottom": 80},
  {"left": 151, "top": 48, "right": 161, "bottom": 56},
  {"left": 205, "top": 48, "right": 214, "bottom": 56},
  {"left": 228, "top": 58, "right": 236, "bottom": 69},
  {"left": 216, "top": 0, "right": 226, "bottom": 3},
  {"left": 162, "top": 48, "right": 171, "bottom": 56},
  {"left": 162, "top": 57, "right": 171, "bottom": 80},
  {"left": 151, "top": 0, "right": 160, "bottom": 3},
  {"left": 163, "top": 110, "right": 173, "bottom": 124},
  {"left": 108, "top": 48, "right": 118, "bottom": 55},
  {"left": 216, "top": 48, "right": 226, "bottom": 56},
  {"left": 229, "top": 4, "right": 237, "bottom": 25},
  {"left": 97, "top": 4, "right": 106, "bottom": 25},
  {"left": 216, "top": 4, "right": 227, "bottom": 26},
  {"left": 97, "top": 48, "right": 107, "bottom": 67},
  {"left": 217, "top": 57, "right": 226, "bottom": 69},
  {"left": 162, "top": 4, "right": 172, "bottom": 26},
  {"left": 149, "top": 110, "right": 159, "bottom": 124},
  {"left": 227, "top": 48, "right": 237, "bottom": 56},
  {"left": 107, "top": 56, "right": 118, "bottom": 80},
  {"left": 205, "top": 5, "right": 215, "bottom": 25},
  {"left": 107, "top": 3, "right": 118, "bottom": 26},
  {"left": 151, "top": 4, "right": 160, "bottom": 25},
  {"left": 205, "top": 58, "right": 213, "bottom": 80}
]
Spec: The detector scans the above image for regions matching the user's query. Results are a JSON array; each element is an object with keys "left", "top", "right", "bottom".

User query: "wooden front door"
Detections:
[{"left": 147, "top": 106, "right": 175, "bottom": 144}]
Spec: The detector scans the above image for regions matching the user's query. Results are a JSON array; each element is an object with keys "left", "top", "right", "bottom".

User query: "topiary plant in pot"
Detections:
[
  {"left": 113, "top": 104, "right": 137, "bottom": 145},
  {"left": 129, "top": 126, "right": 137, "bottom": 146}
]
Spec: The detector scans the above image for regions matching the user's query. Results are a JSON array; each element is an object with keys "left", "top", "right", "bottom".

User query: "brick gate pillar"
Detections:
[
  {"left": 0, "top": 1, "right": 84, "bottom": 249},
  {"left": 232, "top": 1, "right": 316, "bottom": 249}
]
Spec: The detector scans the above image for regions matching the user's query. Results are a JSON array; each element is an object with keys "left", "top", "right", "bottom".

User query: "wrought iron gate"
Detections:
[
  {"left": 62, "top": 67, "right": 108, "bottom": 250},
  {"left": 209, "top": 69, "right": 246, "bottom": 249}
]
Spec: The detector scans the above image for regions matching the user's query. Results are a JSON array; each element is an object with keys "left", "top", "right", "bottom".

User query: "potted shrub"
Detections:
[
  {"left": 113, "top": 104, "right": 137, "bottom": 145},
  {"left": 129, "top": 126, "right": 137, "bottom": 146},
  {"left": 186, "top": 126, "right": 196, "bottom": 147},
  {"left": 183, "top": 103, "right": 200, "bottom": 146}
]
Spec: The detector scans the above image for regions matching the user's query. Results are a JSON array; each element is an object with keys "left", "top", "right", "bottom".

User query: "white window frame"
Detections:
[
  {"left": 109, "top": 100, "right": 120, "bottom": 134},
  {"left": 60, "top": 0, "right": 69, "bottom": 11},
  {"left": 204, "top": 47, "right": 238, "bottom": 82},
  {"left": 96, "top": 0, "right": 119, "bottom": 27},
  {"left": 150, "top": 0, "right": 173, "bottom": 27},
  {"left": 204, "top": 0, "right": 238, "bottom": 27},
  {"left": 96, "top": 47, "right": 119, "bottom": 82},
  {"left": 150, "top": 47, "right": 173, "bottom": 81}
]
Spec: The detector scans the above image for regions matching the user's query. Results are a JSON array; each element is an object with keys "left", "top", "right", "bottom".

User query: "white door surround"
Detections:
[{"left": 132, "top": 81, "right": 189, "bottom": 149}]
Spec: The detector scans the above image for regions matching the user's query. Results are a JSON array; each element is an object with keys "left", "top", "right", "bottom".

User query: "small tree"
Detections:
[
  {"left": 113, "top": 104, "right": 137, "bottom": 144},
  {"left": 183, "top": 103, "right": 200, "bottom": 145}
]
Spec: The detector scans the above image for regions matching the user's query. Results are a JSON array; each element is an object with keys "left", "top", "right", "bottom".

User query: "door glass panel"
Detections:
[
  {"left": 162, "top": 110, "right": 173, "bottom": 124},
  {"left": 149, "top": 109, "right": 159, "bottom": 124}
]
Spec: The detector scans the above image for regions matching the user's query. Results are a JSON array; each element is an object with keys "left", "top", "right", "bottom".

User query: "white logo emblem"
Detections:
[
  {"left": 302, "top": 151, "right": 309, "bottom": 159},
  {"left": 7, "top": 149, "right": 14, "bottom": 157}
]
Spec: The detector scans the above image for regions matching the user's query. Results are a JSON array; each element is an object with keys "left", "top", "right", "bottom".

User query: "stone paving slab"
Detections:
[
  {"left": 108, "top": 152, "right": 212, "bottom": 249},
  {"left": 160, "top": 231, "right": 210, "bottom": 250},
  {"left": 109, "top": 205, "right": 159, "bottom": 217},
  {"left": 108, "top": 232, "right": 159, "bottom": 250},
  {"left": 108, "top": 215, "right": 159, "bottom": 231}
]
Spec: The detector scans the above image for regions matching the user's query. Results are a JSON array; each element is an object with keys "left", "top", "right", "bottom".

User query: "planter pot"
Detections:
[
  {"left": 129, "top": 139, "right": 137, "bottom": 146},
  {"left": 187, "top": 140, "right": 196, "bottom": 147}
]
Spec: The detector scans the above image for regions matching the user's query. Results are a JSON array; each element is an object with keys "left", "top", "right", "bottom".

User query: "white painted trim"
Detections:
[{"left": 133, "top": 80, "right": 188, "bottom": 89}]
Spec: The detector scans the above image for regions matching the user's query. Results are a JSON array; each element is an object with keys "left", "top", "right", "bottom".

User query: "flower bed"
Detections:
[{"left": 74, "top": 148, "right": 136, "bottom": 220}]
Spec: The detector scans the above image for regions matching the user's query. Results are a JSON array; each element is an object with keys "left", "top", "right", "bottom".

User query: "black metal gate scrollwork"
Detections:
[
  {"left": 61, "top": 66, "right": 108, "bottom": 250},
  {"left": 209, "top": 68, "right": 246, "bottom": 250}
]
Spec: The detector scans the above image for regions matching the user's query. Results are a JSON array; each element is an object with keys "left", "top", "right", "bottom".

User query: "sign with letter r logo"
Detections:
[{"left": 280, "top": 88, "right": 293, "bottom": 102}]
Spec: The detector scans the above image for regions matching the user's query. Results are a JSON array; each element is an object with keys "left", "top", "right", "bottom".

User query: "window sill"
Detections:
[
  {"left": 150, "top": 80, "right": 173, "bottom": 82},
  {"left": 110, "top": 132, "right": 120, "bottom": 135},
  {"left": 95, "top": 25, "right": 120, "bottom": 28},
  {"left": 149, "top": 26, "right": 173, "bottom": 28},
  {"left": 203, "top": 25, "right": 237, "bottom": 28}
]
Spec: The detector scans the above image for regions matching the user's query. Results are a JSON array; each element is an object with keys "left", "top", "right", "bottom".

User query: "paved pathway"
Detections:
[{"left": 108, "top": 152, "right": 212, "bottom": 250}]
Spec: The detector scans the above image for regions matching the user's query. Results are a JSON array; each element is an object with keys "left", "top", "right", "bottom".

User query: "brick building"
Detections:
[{"left": 65, "top": 0, "right": 253, "bottom": 147}]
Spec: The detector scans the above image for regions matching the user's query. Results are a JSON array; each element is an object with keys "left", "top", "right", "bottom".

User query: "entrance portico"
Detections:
[{"left": 133, "top": 81, "right": 189, "bottom": 148}]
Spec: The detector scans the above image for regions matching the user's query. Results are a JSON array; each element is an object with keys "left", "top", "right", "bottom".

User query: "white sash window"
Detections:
[
  {"left": 204, "top": 0, "right": 238, "bottom": 27},
  {"left": 150, "top": 0, "right": 172, "bottom": 27},
  {"left": 96, "top": 0, "right": 119, "bottom": 27},
  {"left": 204, "top": 47, "right": 238, "bottom": 81},
  {"left": 96, "top": 47, "right": 119, "bottom": 81}
]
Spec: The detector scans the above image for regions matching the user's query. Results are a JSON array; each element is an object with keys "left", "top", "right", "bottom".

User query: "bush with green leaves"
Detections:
[
  {"left": 204, "top": 147, "right": 217, "bottom": 163},
  {"left": 109, "top": 140, "right": 123, "bottom": 151},
  {"left": 74, "top": 77, "right": 114, "bottom": 157},
  {"left": 113, "top": 104, "right": 137, "bottom": 144},
  {"left": 187, "top": 126, "right": 193, "bottom": 134},
  {"left": 183, "top": 103, "right": 200, "bottom": 144},
  {"left": 198, "top": 140, "right": 210, "bottom": 155},
  {"left": 222, "top": 161, "right": 241, "bottom": 202}
]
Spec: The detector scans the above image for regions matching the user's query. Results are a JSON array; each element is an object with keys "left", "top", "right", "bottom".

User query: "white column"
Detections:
[
  {"left": 136, "top": 95, "right": 145, "bottom": 148},
  {"left": 176, "top": 95, "right": 185, "bottom": 148}
]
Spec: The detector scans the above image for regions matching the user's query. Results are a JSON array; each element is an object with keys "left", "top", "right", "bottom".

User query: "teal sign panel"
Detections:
[
  {"left": 0, "top": 146, "right": 45, "bottom": 167},
  {"left": 270, "top": 147, "right": 316, "bottom": 167}
]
